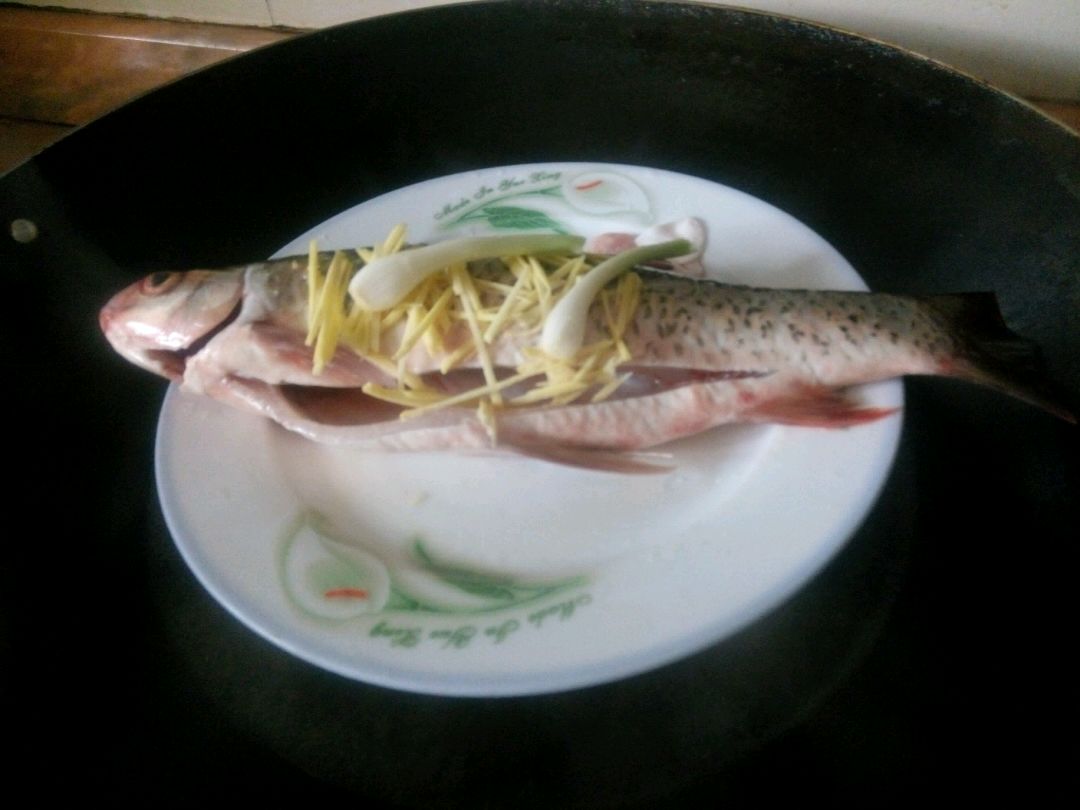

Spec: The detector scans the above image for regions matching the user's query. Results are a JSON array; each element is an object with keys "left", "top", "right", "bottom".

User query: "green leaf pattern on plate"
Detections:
[
  {"left": 435, "top": 169, "right": 653, "bottom": 233},
  {"left": 281, "top": 512, "right": 586, "bottom": 621},
  {"left": 474, "top": 205, "right": 568, "bottom": 233}
]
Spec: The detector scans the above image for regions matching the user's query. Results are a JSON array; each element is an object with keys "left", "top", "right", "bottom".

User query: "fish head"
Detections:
[{"left": 99, "top": 268, "right": 244, "bottom": 380}]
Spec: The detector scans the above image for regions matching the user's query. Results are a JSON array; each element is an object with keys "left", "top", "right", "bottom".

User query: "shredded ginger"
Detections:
[{"left": 304, "top": 226, "right": 654, "bottom": 441}]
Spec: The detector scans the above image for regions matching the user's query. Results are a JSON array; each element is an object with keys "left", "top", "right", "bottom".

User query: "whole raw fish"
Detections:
[{"left": 99, "top": 250, "right": 1072, "bottom": 470}]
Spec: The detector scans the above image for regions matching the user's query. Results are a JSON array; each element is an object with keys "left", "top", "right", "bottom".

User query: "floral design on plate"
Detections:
[
  {"left": 434, "top": 169, "right": 653, "bottom": 234},
  {"left": 280, "top": 513, "right": 587, "bottom": 622}
]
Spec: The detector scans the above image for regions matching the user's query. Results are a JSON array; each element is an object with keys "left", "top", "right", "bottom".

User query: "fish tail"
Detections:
[{"left": 924, "top": 293, "right": 1075, "bottom": 423}]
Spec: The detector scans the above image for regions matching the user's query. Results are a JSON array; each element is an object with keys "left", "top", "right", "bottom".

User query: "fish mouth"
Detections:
[
  {"left": 114, "top": 300, "right": 243, "bottom": 381},
  {"left": 100, "top": 267, "right": 245, "bottom": 381}
]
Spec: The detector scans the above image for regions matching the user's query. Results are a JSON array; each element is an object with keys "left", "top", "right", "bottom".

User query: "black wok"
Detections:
[{"left": 3, "top": 1, "right": 1076, "bottom": 805}]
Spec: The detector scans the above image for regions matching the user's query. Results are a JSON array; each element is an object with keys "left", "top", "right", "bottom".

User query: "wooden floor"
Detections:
[
  {"left": 0, "top": 6, "right": 294, "bottom": 173},
  {"left": 1, "top": 5, "right": 1077, "bottom": 175}
]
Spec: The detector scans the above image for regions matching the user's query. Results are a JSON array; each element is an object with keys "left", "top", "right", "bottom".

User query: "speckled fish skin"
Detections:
[
  {"left": 99, "top": 255, "right": 1073, "bottom": 465},
  {"left": 614, "top": 269, "right": 957, "bottom": 385}
]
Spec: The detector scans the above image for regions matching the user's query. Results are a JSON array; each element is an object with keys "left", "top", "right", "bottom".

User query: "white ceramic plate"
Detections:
[{"left": 156, "top": 163, "right": 902, "bottom": 696}]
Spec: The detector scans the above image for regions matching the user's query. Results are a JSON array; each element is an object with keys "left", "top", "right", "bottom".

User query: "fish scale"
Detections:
[{"left": 617, "top": 271, "right": 954, "bottom": 388}]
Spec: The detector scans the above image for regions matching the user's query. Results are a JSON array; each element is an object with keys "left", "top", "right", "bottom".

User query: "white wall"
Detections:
[{"left": 17, "top": 0, "right": 1080, "bottom": 99}]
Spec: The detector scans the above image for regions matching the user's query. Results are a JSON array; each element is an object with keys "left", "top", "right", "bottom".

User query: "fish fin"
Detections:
[
  {"left": 501, "top": 438, "right": 675, "bottom": 475},
  {"left": 923, "top": 293, "right": 1075, "bottom": 423},
  {"left": 748, "top": 386, "right": 899, "bottom": 428}
]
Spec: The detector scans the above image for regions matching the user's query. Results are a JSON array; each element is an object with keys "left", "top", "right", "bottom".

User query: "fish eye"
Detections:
[{"left": 140, "top": 271, "right": 181, "bottom": 295}]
